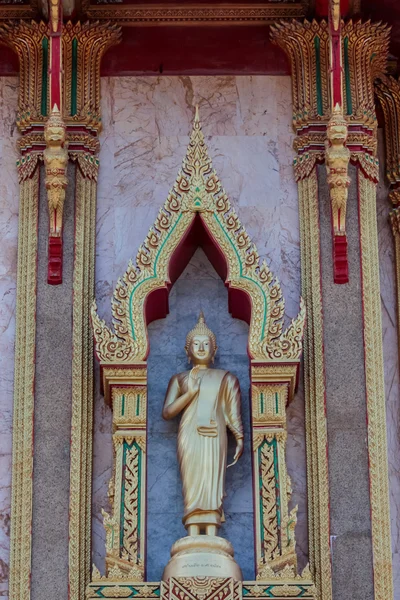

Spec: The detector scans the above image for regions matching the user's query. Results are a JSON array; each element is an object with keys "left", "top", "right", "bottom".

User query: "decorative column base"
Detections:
[{"left": 87, "top": 576, "right": 316, "bottom": 600}]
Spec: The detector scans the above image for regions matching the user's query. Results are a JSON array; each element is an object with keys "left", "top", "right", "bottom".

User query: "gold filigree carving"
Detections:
[
  {"left": 122, "top": 444, "right": 140, "bottom": 563},
  {"left": 111, "top": 387, "right": 146, "bottom": 427},
  {"left": 251, "top": 384, "right": 288, "bottom": 424},
  {"left": 84, "top": 3, "right": 308, "bottom": 25},
  {"left": 358, "top": 171, "right": 394, "bottom": 600},
  {"left": 92, "top": 108, "right": 305, "bottom": 366},
  {"left": 259, "top": 442, "right": 279, "bottom": 562},
  {"left": 375, "top": 76, "right": 400, "bottom": 199},
  {"left": 8, "top": 168, "right": 39, "bottom": 600},
  {"left": 325, "top": 104, "right": 350, "bottom": 235},
  {"left": 271, "top": 19, "right": 389, "bottom": 153},
  {"left": 296, "top": 168, "right": 331, "bottom": 599},
  {"left": 165, "top": 577, "right": 241, "bottom": 600},
  {"left": 44, "top": 105, "right": 68, "bottom": 236},
  {"left": 0, "top": 20, "right": 48, "bottom": 130},
  {"left": 69, "top": 169, "right": 97, "bottom": 600}
]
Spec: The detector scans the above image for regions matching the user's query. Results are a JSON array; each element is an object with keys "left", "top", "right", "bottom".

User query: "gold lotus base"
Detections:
[{"left": 162, "top": 536, "right": 243, "bottom": 581}]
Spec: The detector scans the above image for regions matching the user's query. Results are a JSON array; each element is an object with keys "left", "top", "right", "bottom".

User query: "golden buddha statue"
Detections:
[{"left": 162, "top": 312, "right": 244, "bottom": 581}]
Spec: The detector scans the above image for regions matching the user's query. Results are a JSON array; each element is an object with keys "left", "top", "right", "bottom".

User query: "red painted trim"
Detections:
[
  {"left": 333, "top": 234, "right": 349, "bottom": 283},
  {"left": 50, "top": 35, "right": 62, "bottom": 109},
  {"left": 331, "top": 29, "right": 342, "bottom": 107},
  {"left": 48, "top": 235, "right": 63, "bottom": 284},
  {"left": 101, "top": 25, "right": 290, "bottom": 76}
]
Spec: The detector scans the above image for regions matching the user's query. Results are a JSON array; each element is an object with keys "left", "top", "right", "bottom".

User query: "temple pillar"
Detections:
[
  {"left": 0, "top": 18, "right": 120, "bottom": 600},
  {"left": 271, "top": 16, "right": 393, "bottom": 600},
  {"left": 375, "top": 76, "right": 400, "bottom": 365},
  {"left": 250, "top": 363, "right": 299, "bottom": 577},
  {"left": 100, "top": 365, "right": 148, "bottom": 580}
]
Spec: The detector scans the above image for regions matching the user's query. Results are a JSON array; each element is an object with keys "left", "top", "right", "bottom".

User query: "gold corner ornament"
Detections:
[
  {"left": 91, "top": 108, "right": 305, "bottom": 366},
  {"left": 325, "top": 103, "right": 350, "bottom": 236},
  {"left": 44, "top": 104, "right": 69, "bottom": 237}
]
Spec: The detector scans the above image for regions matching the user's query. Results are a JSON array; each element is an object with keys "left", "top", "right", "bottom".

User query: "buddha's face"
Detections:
[{"left": 189, "top": 334, "right": 214, "bottom": 365}]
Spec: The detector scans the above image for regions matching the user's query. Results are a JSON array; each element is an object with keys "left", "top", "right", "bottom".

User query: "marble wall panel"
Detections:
[
  {"left": 376, "top": 130, "right": 400, "bottom": 599},
  {"left": 0, "top": 77, "right": 19, "bottom": 600},
  {"left": 93, "top": 75, "right": 307, "bottom": 582}
]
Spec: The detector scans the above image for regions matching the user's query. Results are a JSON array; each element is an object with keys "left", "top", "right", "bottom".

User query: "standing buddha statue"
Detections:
[{"left": 162, "top": 312, "right": 244, "bottom": 581}]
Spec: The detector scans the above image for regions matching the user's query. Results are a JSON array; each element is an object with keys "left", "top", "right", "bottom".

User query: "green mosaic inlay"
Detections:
[
  {"left": 129, "top": 202, "right": 269, "bottom": 342},
  {"left": 136, "top": 394, "right": 140, "bottom": 416},
  {"left": 343, "top": 37, "right": 353, "bottom": 115},
  {"left": 129, "top": 213, "right": 183, "bottom": 340},
  {"left": 260, "top": 392, "right": 264, "bottom": 414},
  {"left": 275, "top": 392, "right": 279, "bottom": 415},
  {"left": 121, "top": 394, "right": 125, "bottom": 416},
  {"left": 314, "top": 36, "right": 323, "bottom": 116},
  {"left": 71, "top": 38, "right": 78, "bottom": 116},
  {"left": 120, "top": 441, "right": 142, "bottom": 555},
  {"left": 41, "top": 37, "right": 48, "bottom": 117}
]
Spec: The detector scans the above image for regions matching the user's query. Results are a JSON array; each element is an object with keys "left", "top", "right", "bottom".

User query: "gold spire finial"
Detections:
[
  {"left": 195, "top": 104, "right": 200, "bottom": 123},
  {"left": 185, "top": 311, "right": 217, "bottom": 356}
]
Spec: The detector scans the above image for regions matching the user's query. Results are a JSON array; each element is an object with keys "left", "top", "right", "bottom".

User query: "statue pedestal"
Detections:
[{"left": 162, "top": 536, "right": 242, "bottom": 581}]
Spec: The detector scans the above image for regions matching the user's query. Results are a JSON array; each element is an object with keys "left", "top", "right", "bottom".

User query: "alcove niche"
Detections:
[
  {"left": 90, "top": 110, "right": 308, "bottom": 588},
  {"left": 146, "top": 247, "right": 253, "bottom": 580},
  {"left": 92, "top": 239, "right": 308, "bottom": 582}
]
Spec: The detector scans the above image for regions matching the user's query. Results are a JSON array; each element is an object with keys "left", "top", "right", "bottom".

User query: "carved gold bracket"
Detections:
[
  {"left": 325, "top": 104, "right": 350, "bottom": 283},
  {"left": 44, "top": 104, "right": 68, "bottom": 283},
  {"left": 271, "top": 18, "right": 389, "bottom": 283},
  {"left": 0, "top": 19, "right": 121, "bottom": 285}
]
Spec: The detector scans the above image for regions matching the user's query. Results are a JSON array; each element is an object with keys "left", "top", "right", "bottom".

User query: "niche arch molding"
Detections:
[{"left": 89, "top": 110, "right": 315, "bottom": 599}]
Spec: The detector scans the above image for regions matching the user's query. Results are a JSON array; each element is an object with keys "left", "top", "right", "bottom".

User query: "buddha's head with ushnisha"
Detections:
[{"left": 185, "top": 311, "right": 217, "bottom": 366}]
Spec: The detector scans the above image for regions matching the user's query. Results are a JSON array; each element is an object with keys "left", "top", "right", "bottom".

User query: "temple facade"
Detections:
[{"left": 0, "top": 2, "right": 399, "bottom": 600}]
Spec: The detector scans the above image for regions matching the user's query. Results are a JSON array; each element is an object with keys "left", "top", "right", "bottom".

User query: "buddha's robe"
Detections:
[{"left": 164, "top": 368, "right": 243, "bottom": 528}]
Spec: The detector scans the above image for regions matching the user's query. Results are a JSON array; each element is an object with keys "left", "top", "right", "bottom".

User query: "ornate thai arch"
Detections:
[
  {"left": 92, "top": 107, "right": 304, "bottom": 365},
  {"left": 89, "top": 109, "right": 315, "bottom": 600}
]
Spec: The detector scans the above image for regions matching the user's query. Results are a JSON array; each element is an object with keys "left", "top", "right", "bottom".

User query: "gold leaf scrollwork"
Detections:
[{"left": 91, "top": 108, "right": 305, "bottom": 366}]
